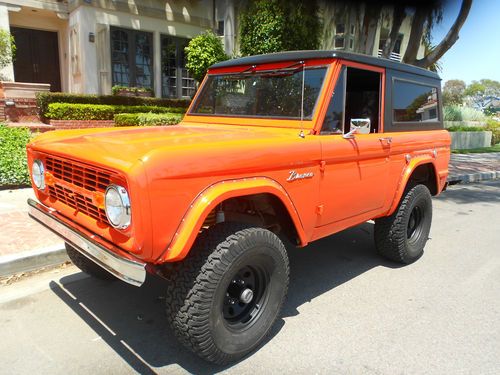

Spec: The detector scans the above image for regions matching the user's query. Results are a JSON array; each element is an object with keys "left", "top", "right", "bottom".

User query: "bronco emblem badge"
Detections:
[{"left": 287, "top": 171, "right": 314, "bottom": 182}]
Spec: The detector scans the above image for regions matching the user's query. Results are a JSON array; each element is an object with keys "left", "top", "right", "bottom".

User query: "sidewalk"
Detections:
[
  {"left": 0, "top": 189, "right": 66, "bottom": 276},
  {"left": 1, "top": 152, "right": 499, "bottom": 277},
  {"left": 448, "top": 153, "right": 500, "bottom": 183}
]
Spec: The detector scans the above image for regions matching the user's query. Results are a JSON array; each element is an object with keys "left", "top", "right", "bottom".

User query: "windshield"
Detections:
[{"left": 190, "top": 66, "right": 328, "bottom": 119}]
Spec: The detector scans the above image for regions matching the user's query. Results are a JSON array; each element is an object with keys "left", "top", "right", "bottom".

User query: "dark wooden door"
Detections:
[{"left": 11, "top": 27, "right": 61, "bottom": 92}]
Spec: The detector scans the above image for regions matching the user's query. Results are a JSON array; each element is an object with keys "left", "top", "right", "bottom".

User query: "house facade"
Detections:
[
  {"left": 0, "top": 0, "right": 236, "bottom": 99},
  {"left": 0, "top": 0, "right": 425, "bottom": 100}
]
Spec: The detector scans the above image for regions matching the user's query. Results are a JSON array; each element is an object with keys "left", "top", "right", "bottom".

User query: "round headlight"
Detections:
[
  {"left": 104, "top": 185, "right": 131, "bottom": 229},
  {"left": 32, "top": 159, "right": 45, "bottom": 190}
]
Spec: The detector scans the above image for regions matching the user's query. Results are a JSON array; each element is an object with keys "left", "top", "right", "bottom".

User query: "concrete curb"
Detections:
[
  {"left": 0, "top": 244, "right": 68, "bottom": 277},
  {"left": 448, "top": 171, "right": 500, "bottom": 184}
]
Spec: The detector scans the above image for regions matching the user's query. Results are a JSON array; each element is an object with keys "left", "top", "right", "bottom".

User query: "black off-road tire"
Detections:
[
  {"left": 374, "top": 184, "right": 433, "bottom": 264},
  {"left": 165, "top": 223, "right": 289, "bottom": 364},
  {"left": 65, "top": 243, "right": 116, "bottom": 280}
]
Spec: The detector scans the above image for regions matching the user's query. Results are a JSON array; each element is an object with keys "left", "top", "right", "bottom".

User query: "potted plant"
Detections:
[{"left": 112, "top": 85, "right": 153, "bottom": 97}]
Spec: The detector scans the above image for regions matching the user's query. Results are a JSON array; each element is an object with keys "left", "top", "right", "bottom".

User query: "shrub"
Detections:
[
  {"left": 0, "top": 30, "right": 15, "bottom": 72},
  {"left": 443, "top": 105, "right": 486, "bottom": 122},
  {"left": 185, "top": 31, "right": 228, "bottom": 82},
  {"left": 0, "top": 125, "right": 31, "bottom": 187},
  {"left": 485, "top": 118, "right": 500, "bottom": 145},
  {"left": 46, "top": 103, "right": 187, "bottom": 121},
  {"left": 443, "top": 106, "right": 462, "bottom": 121},
  {"left": 114, "top": 113, "right": 183, "bottom": 127},
  {"left": 36, "top": 92, "right": 190, "bottom": 119}
]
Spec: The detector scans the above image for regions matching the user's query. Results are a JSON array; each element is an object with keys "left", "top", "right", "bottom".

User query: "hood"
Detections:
[{"left": 28, "top": 123, "right": 315, "bottom": 175}]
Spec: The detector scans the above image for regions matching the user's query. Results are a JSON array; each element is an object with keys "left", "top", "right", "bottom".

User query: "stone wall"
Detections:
[
  {"left": 0, "top": 98, "right": 39, "bottom": 122},
  {"left": 49, "top": 120, "right": 115, "bottom": 129},
  {"left": 450, "top": 131, "right": 492, "bottom": 150}
]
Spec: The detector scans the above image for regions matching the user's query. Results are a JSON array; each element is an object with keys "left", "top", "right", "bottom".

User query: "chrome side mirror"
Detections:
[{"left": 342, "top": 118, "right": 371, "bottom": 139}]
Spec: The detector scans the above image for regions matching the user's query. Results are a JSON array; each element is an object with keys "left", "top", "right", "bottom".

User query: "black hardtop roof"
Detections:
[{"left": 210, "top": 50, "right": 440, "bottom": 80}]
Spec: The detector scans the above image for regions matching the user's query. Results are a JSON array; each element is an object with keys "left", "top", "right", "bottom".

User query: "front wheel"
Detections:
[
  {"left": 165, "top": 223, "right": 289, "bottom": 364},
  {"left": 374, "top": 184, "right": 433, "bottom": 264}
]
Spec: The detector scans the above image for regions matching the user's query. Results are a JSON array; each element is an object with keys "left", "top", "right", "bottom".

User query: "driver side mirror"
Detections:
[{"left": 342, "top": 118, "right": 371, "bottom": 139}]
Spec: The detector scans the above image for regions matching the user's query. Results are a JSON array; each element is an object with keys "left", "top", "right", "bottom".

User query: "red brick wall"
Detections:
[
  {"left": 49, "top": 120, "right": 115, "bottom": 129},
  {"left": 0, "top": 98, "right": 39, "bottom": 122}
]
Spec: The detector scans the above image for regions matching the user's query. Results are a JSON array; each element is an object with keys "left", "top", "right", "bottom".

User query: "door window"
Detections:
[{"left": 322, "top": 66, "right": 381, "bottom": 134}]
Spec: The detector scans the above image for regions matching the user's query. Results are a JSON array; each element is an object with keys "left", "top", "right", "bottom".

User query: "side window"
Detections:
[
  {"left": 322, "top": 66, "right": 381, "bottom": 135},
  {"left": 393, "top": 80, "right": 439, "bottom": 123},
  {"left": 321, "top": 68, "right": 345, "bottom": 134},
  {"left": 344, "top": 67, "right": 381, "bottom": 134}
]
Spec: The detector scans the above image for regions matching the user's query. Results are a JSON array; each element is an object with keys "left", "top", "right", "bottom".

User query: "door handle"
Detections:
[{"left": 378, "top": 137, "right": 392, "bottom": 145}]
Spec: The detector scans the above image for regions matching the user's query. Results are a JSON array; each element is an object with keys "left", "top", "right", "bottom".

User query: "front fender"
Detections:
[{"left": 157, "top": 177, "right": 307, "bottom": 263}]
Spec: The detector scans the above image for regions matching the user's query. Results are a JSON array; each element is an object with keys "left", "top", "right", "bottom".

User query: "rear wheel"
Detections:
[
  {"left": 165, "top": 223, "right": 289, "bottom": 364},
  {"left": 374, "top": 184, "right": 433, "bottom": 264},
  {"left": 65, "top": 243, "right": 116, "bottom": 280}
]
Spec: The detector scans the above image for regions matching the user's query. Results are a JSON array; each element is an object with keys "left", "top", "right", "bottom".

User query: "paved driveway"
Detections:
[{"left": 1, "top": 181, "right": 499, "bottom": 374}]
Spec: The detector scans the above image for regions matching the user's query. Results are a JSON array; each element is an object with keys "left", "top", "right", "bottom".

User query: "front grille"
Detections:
[
  {"left": 45, "top": 155, "right": 118, "bottom": 224},
  {"left": 48, "top": 184, "right": 108, "bottom": 223},
  {"left": 46, "top": 156, "right": 113, "bottom": 192}
]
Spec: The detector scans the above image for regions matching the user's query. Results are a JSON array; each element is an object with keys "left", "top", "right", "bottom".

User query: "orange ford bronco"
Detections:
[{"left": 27, "top": 51, "right": 450, "bottom": 364}]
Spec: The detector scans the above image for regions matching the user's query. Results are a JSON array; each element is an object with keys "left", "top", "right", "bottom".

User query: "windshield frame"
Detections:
[{"left": 183, "top": 59, "right": 334, "bottom": 129}]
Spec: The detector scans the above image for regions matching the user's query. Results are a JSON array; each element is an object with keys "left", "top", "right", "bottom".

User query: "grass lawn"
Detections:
[{"left": 452, "top": 144, "right": 500, "bottom": 154}]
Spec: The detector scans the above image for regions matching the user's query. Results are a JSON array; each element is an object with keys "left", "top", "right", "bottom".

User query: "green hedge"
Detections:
[
  {"left": 114, "top": 113, "right": 183, "bottom": 127},
  {"left": 0, "top": 125, "right": 31, "bottom": 187},
  {"left": 446, "top": 125, "right": 485, "bottom": 132},
  {"left": 46, "top": 103, "right": 187, "bottom": 120},
  {"left": 37, "top": 92, "right": 190, "bottom": 118}
]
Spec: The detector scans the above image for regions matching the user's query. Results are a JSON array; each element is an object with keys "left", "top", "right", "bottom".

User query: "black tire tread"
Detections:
[
  {"left": 374, "top": 184, "right": 432, "bottom": 264},
  {"left": 65, "top": 243, "right": 116, "bottom": 280},
  {"left": 165, "top": 223, "right": 289, "bottom": 364}
]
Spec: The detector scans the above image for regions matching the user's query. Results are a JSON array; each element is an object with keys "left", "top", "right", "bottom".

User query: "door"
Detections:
[
  {"left": 318, "top": 64, "right": 390, "bottom": 226},
  {"left": 11, "top": 27, "right": 61, "bottom": 92}
]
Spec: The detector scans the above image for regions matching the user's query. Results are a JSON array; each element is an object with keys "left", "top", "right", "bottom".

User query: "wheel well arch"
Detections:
[
  {"left": 158, "top": 177, "right": 307, "bottom": 263},
  {"left": 387, "top": 160, "right": 439, "bottom": 216},
  {"left": 407, "top": 163, "right": 438, "bottom": 195},
  {"left": 206, "top": 193, "right": 301, "bottom": 246}
]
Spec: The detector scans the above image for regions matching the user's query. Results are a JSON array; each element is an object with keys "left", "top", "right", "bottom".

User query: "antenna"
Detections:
[{"left": 299, "top": 60, "right": 305, "bottom": 138}]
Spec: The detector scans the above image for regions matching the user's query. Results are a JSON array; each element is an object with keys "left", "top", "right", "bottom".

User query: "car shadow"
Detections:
[
  {"left": 50, "top": 222, "right": 400, "bottom": 373},
  {"left": 435, "top": 180, "right": 500, "bottom": 204}
]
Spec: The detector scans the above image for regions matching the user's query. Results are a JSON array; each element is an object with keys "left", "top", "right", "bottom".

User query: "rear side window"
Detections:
[{"left": 393, "top": 80, "right": 439, "bottom": 123}]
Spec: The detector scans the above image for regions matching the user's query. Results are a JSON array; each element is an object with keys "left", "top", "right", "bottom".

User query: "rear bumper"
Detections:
[{"left": 28, "top": 198, "right": 146, "bottom": 287}]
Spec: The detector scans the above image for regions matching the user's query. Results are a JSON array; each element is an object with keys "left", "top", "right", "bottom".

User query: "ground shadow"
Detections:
[
  {"left": 436, "top": 180, "right": 500, "bottom": 204},
  {"left": 51, "top": 222, "right": 400, "bottom": 373}
]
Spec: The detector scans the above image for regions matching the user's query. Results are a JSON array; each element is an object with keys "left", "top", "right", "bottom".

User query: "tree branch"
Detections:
[{"left": 414, "top": 0, "right": 472, "bottom": 68}]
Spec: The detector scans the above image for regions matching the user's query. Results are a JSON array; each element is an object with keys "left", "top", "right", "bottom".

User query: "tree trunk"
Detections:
[
  {"left": 402, "top": 7, "right": 428, "bottom": 64},
  {"left": 381, "top": 5, "right": 406, "bottom": 58},
  {"left": 356, "top": 4, "right": 382, "bottom": 55},
  {"left": 414, "top": 0, "right": 472, "bottom": 68}
]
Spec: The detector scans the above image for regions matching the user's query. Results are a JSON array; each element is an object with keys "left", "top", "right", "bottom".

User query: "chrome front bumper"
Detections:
[{"left": 28, "top": 198, "right": 146, "bottom": 287}]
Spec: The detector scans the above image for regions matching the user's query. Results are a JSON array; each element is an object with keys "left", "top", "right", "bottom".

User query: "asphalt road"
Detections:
[{"left": 1, "top": 181, "right": 499, "bottom": 374}]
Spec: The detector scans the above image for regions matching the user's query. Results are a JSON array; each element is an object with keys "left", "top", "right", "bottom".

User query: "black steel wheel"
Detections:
[
  {"left": 374, "top": 184, "right": 433, "bottom": 264},
  {"left": 165, "top": 223, "right": 289, "bottom": 364}
]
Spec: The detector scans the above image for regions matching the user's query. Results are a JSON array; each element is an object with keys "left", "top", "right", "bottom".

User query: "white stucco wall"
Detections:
[{"left": 69, "top": 4, "right": 220, "bottom": 95}]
